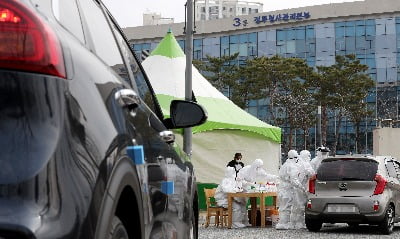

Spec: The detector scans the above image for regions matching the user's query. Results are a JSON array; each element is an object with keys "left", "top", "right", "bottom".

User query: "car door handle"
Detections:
[{"left": 115, "top": 89, "right": 140, "bottom": 113}]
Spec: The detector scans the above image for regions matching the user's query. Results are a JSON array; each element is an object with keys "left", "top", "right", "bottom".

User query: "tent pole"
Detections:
[{"left": 184, "top": 0, "right": 194, "bottom": 157}]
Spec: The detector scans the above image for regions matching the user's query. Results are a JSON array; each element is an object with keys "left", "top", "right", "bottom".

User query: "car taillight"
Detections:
[
  {"left": 309, "top": 174, "right": 316, "bottom": 194},
  {"left": 373, "top": 174, "right": 387, "bottom": 195},
  {"left": 373, "top": 201, "right": 379, "bottom": 211},
  {"left": 307, "top": 199, "right": 312, "bottom": 209},
  {"left": 0, "top": 1, "right": 65, "bottom": 78}
]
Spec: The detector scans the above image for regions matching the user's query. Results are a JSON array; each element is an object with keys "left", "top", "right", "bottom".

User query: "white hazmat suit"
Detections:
[
  {"left": 214, "top": 167, "right": 247, "bottom": 228},
  {"left": 298, "top": 150, "right": 315, "bottom": 186},
  {"left": 310, "top": 146, "right": 330, "bottom": 171},
  {"left": 236, "top": 159, "right": 279, "bottom": 226},
  {"left": 276, "top": 150, "right": 305, "bottom": 230},
  {"left": 237, "top": 158, "right": 279, "bottom": 191},
  {"left": 291, "top": 150, "right": 315, "bottom": 229}
]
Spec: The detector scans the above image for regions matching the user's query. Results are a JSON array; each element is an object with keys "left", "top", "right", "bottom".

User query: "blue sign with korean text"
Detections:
[{"left": 233, "top": 11, "right": 311, "bottom": 27}]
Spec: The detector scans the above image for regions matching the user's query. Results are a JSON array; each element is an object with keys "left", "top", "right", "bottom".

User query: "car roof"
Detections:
[{"left": 324, "top": 155, "right": 398, "bottom": 163}]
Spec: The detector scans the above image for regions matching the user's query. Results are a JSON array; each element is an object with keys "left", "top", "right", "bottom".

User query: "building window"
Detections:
[
  {"left": 177, "top": 40, "right": 185, "bottom": 52},
  {"left": 193, "top": 38, "right": 203, "bottom": 60},
  {"left": 132, "top": 43, "right": 151, "bottom": 62},
  {"left": 335, "top": 19, "right": 376, "bottom": 73},
  {"left": 221, "top": 36, "right": 229, "bottom": 56},
  {"left": 275, "top": 25, "right": 314, "bottom": 61},
  {"left": 248, "top": 33, "right": 257, "bottom": 57}
]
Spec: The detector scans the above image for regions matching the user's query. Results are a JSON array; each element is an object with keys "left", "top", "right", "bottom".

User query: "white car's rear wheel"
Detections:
[{"left": 379, "top": 205, "right": 394, "bottom": 235}]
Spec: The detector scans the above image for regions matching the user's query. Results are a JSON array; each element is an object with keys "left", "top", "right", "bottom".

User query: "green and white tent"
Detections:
[{"left": 142, "top": 31, "right": 282, "bottom": 183}]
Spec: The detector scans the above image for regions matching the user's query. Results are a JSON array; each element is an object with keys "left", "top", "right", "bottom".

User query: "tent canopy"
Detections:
[
  {"left": 142, "top": 31, "right": 281, "bottom": 183},
  {"left": 143, "top": 31, "right": 281, "bottom": 143}
]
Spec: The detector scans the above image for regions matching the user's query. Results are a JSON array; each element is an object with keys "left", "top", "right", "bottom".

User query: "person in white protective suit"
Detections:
[
  {"left": 299, "top": 150, "right": 314, "bottom": 179},
  {"left": 310, "top": 146, "right": 330, "bottom": 171},
  {"left": 236, "top": 159, "right": 279, "bottom": 226},
  {"left": 214, "top": 166, "right": 247, "bottom": 228},
  {"left": 276, "top": 150, "right": 306, "bottom": 230},
  {"left": 237, "top": 158, "right": 279, "bottom": 190},
  {"left": 290, "top": 150, "right": 315, "bottom": 229},
  {"left": 298, "top": 150, "right": 315, "bottom": 188}
]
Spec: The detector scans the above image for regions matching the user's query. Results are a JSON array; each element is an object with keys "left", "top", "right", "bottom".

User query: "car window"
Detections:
[
  {"left": 109, "top": 21, "right": 160, "bottom": 115},
  {"left": 52, "top": 0, "right": 85, "bottom": 43},
  {"left": 77, "top": 0, "right": 130, "bottom": 84},
  {"left": 317, "top": 158, "right": 378, "bottom": 181},
  {"left": 391, "top": 160, "right": 400, "bottom": 179},
  {"left": 386, "top": 161, "right": 398, "bottom": 178}
]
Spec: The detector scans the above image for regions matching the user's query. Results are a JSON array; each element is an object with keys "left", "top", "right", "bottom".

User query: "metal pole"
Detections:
[
  {"left": 314, "top": 125, "right": 316, "bottom": 151},
  {"left": 397, "top": 92, "right": 399, "bottom": 121},
  {"left": 365, "top": 100, "right": 368, "bottom": 154},
  {"left": 317, "top": 105, "right": 322, "bottom": 147},
  {"left": 183, "top": 0, "right": 194, "bottom": 157},
  {"left": 375, "top": 82, "right": 378, "bottom": 127}
]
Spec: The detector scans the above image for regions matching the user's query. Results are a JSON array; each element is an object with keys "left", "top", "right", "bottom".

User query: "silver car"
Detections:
[{"left": 305, "top": 155, "right": 400, "bottom": 235}]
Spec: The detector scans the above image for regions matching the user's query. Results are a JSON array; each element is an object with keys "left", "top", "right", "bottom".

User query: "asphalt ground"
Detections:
[
  {"left": 198, "top": 213, "right": 400, "bottom": 239},
  {"left": 199, "top": 223, "right": 400, "bottom": 239}
]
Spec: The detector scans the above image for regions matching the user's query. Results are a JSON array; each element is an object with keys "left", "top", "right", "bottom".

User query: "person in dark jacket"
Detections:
[{"left": 227, "top": 153, "right": 244, "bottom": 177}]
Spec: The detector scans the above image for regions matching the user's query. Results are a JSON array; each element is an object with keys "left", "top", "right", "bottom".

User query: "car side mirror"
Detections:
[{"left": 164, "top": 100, "right": 207, "bottom": 129}]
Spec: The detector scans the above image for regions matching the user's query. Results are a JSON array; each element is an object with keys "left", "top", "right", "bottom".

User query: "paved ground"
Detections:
[
  {"left": 198, "top": 213, "right": 400, "bottom": 238},
  {"left": 198, "top": 223, "right": 400, "bottom": 239}
]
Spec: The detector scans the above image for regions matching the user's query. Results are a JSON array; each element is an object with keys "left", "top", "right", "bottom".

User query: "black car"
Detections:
[{"left": 0, "top": 0, "right": 207, "bottom": 238}]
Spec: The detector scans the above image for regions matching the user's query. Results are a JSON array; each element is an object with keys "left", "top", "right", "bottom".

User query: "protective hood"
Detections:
[
  {"left": 288, "top": 150, "right": 298, "bottom": 159},
  {"left": 237, "top": 159, "right": 265, "bottom": 182},
  {"left": 252, "top": 158, "right": 264, "bottom": 169},
  {"left": 299, "top": 150, "right": 311, "bottom": 161}
]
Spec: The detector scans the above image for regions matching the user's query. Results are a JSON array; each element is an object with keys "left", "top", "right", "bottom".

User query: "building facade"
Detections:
[
  {"left": 143, "top": 12, "right": 174, "bottom": 26},
  {"left": 195, "top": 0, "right": 263, "bottom": 21},
  {"left": 124, "top": 0, "right": 400, "bottom": 154}
]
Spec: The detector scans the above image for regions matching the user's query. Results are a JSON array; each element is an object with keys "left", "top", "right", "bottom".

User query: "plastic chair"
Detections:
[{"left": 203, "top": 188, "right": 227, "bottom": 227}]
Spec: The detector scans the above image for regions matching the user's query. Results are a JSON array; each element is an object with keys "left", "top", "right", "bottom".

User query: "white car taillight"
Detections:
[
  {"left": 373, "top": 201, "right": 379, "bottom": 211},
  {"left": 307, "top": 199, "right": 312, "bottom": 209}
]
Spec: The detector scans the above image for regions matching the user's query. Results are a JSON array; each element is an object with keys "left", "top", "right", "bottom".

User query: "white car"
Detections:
[{"left": 306, "top": 155, "right": 400, "bottom": 235}]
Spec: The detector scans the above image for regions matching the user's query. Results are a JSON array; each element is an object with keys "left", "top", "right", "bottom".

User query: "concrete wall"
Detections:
[{"left": 373, "top": 127, "right": 400, "bottom": 159}]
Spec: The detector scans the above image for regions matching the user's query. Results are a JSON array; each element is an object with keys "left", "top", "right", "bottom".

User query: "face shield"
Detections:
[{"left": 316, "top": 147, "right": 330, "bottom": 158}]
